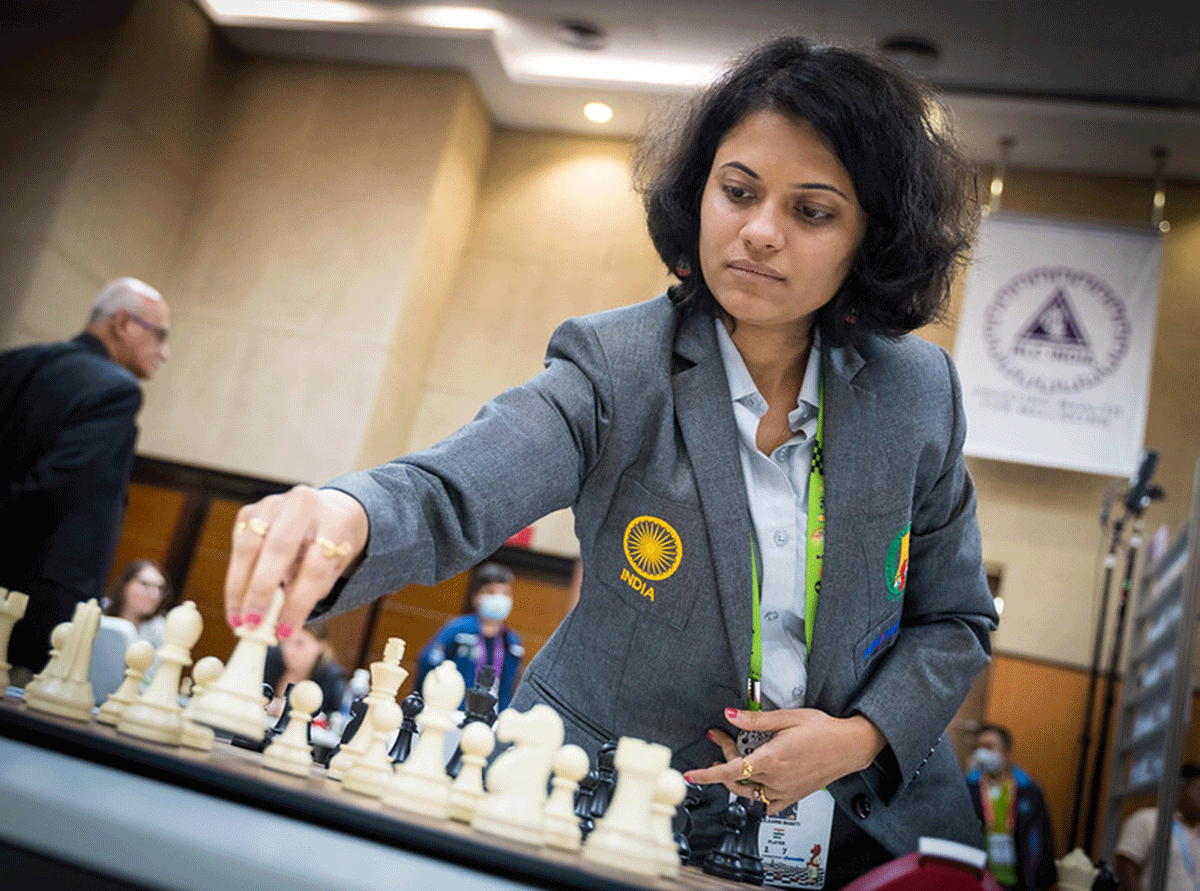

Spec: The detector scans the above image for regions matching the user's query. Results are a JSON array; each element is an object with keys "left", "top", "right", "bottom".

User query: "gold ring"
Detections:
[
  {"left": 248, "top": 517, "right": 269, "bottom": 536},
  {"left": 741, "top": 759, "right": 754, "bottom": 781},
  {"left": 315, "top": 536, "right": 352, "bottom": 559},
  {"left": 753, "top": 785, "right": 770, "bottom": 805}
]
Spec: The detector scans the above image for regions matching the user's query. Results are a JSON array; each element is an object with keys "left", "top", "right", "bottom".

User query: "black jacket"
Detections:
[{"left": 967, "top": 765, "right": 1059, "bottom": 891}]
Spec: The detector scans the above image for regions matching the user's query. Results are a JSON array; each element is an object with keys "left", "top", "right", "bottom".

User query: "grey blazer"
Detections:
[{"left": 327, "top": 294, "right": 998, "bottom": 855}]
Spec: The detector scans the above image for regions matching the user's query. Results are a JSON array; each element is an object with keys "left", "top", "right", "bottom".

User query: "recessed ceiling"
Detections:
[{"left": 198, "top": 1, "right": 1200, "bottom": 182}]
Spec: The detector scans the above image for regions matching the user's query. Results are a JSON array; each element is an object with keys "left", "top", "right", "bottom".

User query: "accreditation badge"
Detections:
[{"left": 758, "top": 789, "right": 835, "bottom": 889}]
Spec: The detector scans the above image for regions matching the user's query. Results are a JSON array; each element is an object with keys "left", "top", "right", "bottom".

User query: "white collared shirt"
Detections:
[{"left": 715, "top": 318, "right": 821, "bottom": 710}]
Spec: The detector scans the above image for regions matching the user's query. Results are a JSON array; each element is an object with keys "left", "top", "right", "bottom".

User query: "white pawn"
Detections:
[
  {"left": 96, "top": 639, "right": 157, "bottom": 726},
  {"left": 117, "top": 601, "right": 203, "bottom": 745},
  {"left": 383, "top": 660, "right": 464, "bottom": 819},
  {"left": 581, "top": 737, "right": 672, "bottom": 876},
  {"left": 261, "top": 680, "right": 322, "bottom": 777},
  {"left": 472, "top": 704, "right": 564, "bottom": 845},
  {"left": 342, "top": 699, "right": 403, "bottom": 799},
  {"left": 0, "top": 588, "right": 30, "bottom": 691},
  {"left": 180, "top": 655, "right": 224, "bottom": 751},
  {"left": 651, "top": 768, "right": 687, "bottom": 877},
  {"left": 23, "top": 599, "right": 102, "bottom": 721},
  {"left": 542, "top": 743, "right": 590, "bottom": 851},
  {"left": 448, "top": 721, "right": 495, "bottom": 824}
]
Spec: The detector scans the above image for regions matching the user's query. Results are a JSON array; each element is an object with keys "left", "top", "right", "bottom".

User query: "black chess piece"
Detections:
[
  {"left": 702, "top": 798, "right": 748, "bottom": 882},
  {"left": 445, "top": 665, "right": 499, "bottom": 776},
  {"left": 389, "top": 688, "right": 423, "bottom": 764},
  {"left": 1092, "top": 859, "right": 1120, "bottom": 891},
  {"left": 323, "top": 696, "right": 368, "bottom": 767},
  {"left": 672, "top": 783, "right": 698, "bottom": 865},
  {"left": 587, "top": 740, "right": 619, "bottom": 824},
  {"left": 734, "top": 797, "right": 765, "bottom": 886},
  {"left": 574, "top": 765, "right": 598, "bottom": 837}
]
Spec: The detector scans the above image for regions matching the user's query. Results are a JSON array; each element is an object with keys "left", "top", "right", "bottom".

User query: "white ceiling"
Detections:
[{"left": 198, "top": 1, "right": 1200, "bottom": 183}]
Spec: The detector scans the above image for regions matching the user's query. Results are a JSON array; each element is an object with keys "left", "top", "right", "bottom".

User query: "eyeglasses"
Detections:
[{"left": 128, "top": 313, "right": 169, "bottom": 344}]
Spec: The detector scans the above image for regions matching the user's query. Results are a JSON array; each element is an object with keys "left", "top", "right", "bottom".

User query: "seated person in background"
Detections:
[
  {"left": 263, "top": 622, "right": 346, "bottom": 726},
  {"left": 1115, "top": 763, "right": 1200, "bottom": 891},
  {"left": 414, "top": 562, "right": 524, "bottom": 711},
  {"left": 965, "top": 722, "right": 1057, "bottom": 891},
  {"left": 101, "top": 559, "right": 172, "bottom": 648}
]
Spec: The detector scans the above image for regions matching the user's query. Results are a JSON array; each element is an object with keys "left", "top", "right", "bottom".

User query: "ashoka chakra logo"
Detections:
[{"left": 623, "top": 516, "right": 682, "bottom": 581}]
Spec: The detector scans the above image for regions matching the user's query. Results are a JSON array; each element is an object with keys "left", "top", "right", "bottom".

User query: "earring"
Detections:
[
  {"left": 844, "top": 307, "right": 859, "bottom": 324},
  {"left": 674, "top": 257, "right": 692, "bottom": 279}
]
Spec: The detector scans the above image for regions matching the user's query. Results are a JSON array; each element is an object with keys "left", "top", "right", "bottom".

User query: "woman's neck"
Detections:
[{"left": 727, "top": 317, "right": 813, "bottom": 408}]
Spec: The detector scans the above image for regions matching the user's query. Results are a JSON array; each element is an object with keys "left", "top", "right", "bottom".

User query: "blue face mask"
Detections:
[{"left": 477, "top": 592, "right": 512, "bottom": 622}]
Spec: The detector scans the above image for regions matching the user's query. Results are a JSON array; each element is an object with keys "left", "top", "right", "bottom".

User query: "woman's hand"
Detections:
[
  {"left": 223, "top": 485, "right": 368, "bottom": 640},
  {"left": 683, "top": 707, "right": 886, "bottom": 816}
]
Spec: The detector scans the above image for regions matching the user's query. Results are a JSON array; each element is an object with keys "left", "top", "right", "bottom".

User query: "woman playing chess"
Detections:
[{"left": 224, "top": 33, "right": 997, "bottom": 888}]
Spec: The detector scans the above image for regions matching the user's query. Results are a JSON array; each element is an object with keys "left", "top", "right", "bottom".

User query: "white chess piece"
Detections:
[
  {"left": 186, "top": 588, "right": 284, "bottom": 740},
  {"left": 96, "top": 639, "right": 157, "bottom": 726},
  {"left": 0, "top": 588, "right": 30, "bottom": 690},
  {"left": 581, "top": 736, "right": 672, "bottom": 876},
  {"left": 542, "top": 743, "right": 590, "bottom": 851},
  {"left": 448, "top": 721, "right": 495, "bottom": 824},
  {"left": 262, "top": 679, "right": 323, "bottom": 777},
  {"left": 383, "top": 660, "right": 464, "bottom": 819},
  {"left": 117, "top": 601, "right": 203, "bottom": 745},
  {"left": 651, "top": 767, "right": 687, "bottom": 877},
  {"left": 180, "top": 655, "right": 224, "bottom": 750},
  {"left": 23, "top": 599, "right": 102, "bottom": 721},
  {"left": 342, "top": 698, "right": 403, "bottom": 799},
  {"left": 328, "top": 636, "right": 407, "bottom": 780},
  {"left": 472, "top": 704, "right": 564, "bottom": 845}
]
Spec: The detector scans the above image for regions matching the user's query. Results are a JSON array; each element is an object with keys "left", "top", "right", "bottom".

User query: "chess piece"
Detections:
[
  {"left": 446, "top": 664, "right": 498, "bottom": 776},
  {"left": 327, "top": 698, "right": 368, "bottom": 767},
  {"left": 574, "top": 763, "right": 597, "bottom": 838},
  {"left": 261, "top": 680, "right": 323, "bottom": 777},
  {"left": 586, "top": 739, "right": 619, "bottom": 827},
  {"left": 389, "top": 689, "right": 423, "bottom": 764},
  {"left": 542, "top": 744, "right": 590, "bottom": 851},
  {"left": 448, "top": 720, "right": 495, "bottom": 824},
  {"left": 582, "top": 737, "right": 673, "bottom": 877},
  {"left": 96, "top": 639, "right": 157, "bottom": 726},
  {"left": 23, "top": 599, "right": 102, "bottom": 721},
  {"left": 328, "top": 636, "right": 408, "bottom": 780},
  {"left": 180, "top": 655, "right": 223, "bottom": 750},
  {"left": 702, "top": 798, "right": 749, "bottom": 882},
  {"left": 186, "top": 588, "right": 284, "bottom": 741},
  {"left": 735, "top": 797, "right": 766, "bottom": 885},
  {"left": 342, "top": 698, "right": 403, "bottom": 799},
  {"left": 117, "top": 601, "right": 203, "bottom": 745},
  {"left": 0, "top": 588, "right": 29, "bottom": 690},
  {"left": 652, "top": 767, "right": 688, "bottom": 877},
  {"left": 383, "top": 660, "right": 464, "bottom": 819},
  {"left": 472, "top": 703, "right": 564, "bottom": 845}
]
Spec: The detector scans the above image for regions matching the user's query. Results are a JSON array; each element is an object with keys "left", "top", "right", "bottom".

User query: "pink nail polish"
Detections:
[
  {"left": 244, "top": 612, "right": 261, "bottom": 628},
  {"left": 683, "top": 773, "right": 694, "bottom": 784},
  {"left": 276, "top": 622, "right": 293, "bottom": 640},
  {"left": 726, "top": 707, "right": 739, "bottom": 720},
  {"left": 706, "top": 730, "right": 716, "bottom": 742}
]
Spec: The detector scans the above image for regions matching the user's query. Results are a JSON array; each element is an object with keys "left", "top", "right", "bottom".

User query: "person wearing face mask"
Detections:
[
  {"left": 414, "top": 562, "right": 524, "bottom": 710},
  {"left": 965, "top": 723, "right": 1058, "bottom": 891}
]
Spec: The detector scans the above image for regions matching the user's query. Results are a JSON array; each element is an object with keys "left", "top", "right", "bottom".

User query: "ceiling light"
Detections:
[
  {"left": 584, "top": 102, "right": 613, "bottom": 123},
  {"left": 405, "top": 5, "right": 504, "bottom": 31}
]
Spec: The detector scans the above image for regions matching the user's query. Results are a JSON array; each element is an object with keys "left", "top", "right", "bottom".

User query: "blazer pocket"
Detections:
[
  {"left": 853, "top": 607, "right": 902, "bottom": 682},
  {"left": 592, "top": 473, "right": 708, "bottom": 631}
]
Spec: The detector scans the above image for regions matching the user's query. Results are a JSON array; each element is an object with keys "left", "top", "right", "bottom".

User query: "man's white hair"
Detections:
[{"left": 89, "top": 278, "right": 162, "bottom": 322}]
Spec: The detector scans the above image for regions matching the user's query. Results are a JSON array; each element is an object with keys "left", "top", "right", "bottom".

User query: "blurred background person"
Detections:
[
  {"left": 101, "top": 558, "right": 172, "bottom": 647},
  {"left": 1115, "top": 763, "right": 1200, "bottom": 891},
  {"left": 414, "top": 562, "right": 524, "bottom": 710},
  {"left": 0, "top": 277, "right": 170, "bottom": 682},
  {"left": 966, "top": 722, "right": 1058, "bottom": 891},
  {"left": 263, "top": 622, "right": 346, "bottom": 727}
]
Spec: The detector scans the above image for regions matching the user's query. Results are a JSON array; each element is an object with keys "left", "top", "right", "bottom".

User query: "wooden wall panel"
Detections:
[{"left": 107, "top": 482, "right": 185, "bottom": 591}]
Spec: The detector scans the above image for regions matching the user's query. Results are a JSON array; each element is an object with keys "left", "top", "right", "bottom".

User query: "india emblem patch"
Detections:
[{"left": 885, "top": 524, "right": 910, "bottom": 601}]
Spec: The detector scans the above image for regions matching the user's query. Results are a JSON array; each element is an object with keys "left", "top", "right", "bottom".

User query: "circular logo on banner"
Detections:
[
  {"left": 624, "top": 515, "right": 682, "bottom": 581},
  {"left": 983, "top": 266, "right": 1129, "bottom": 394}
]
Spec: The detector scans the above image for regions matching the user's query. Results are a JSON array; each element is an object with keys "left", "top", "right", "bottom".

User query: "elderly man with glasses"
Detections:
[{"left": 0, "top": 277, "right": 170, "bottom": 682}]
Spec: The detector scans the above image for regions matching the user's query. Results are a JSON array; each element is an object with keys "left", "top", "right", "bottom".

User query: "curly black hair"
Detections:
[{"left": 634, "top": 33, "right": 979, "bottom": 346}]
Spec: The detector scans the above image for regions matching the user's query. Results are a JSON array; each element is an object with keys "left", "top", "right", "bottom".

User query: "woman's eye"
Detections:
[
  {"left": 723, "top": 183, "right": 754, "bottom": 201},
  {"left": 797, "top": 204, "right": 833, "bottom": 222}
]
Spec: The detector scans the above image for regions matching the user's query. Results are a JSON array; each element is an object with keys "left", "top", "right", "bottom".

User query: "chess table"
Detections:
[{"left": 0, "top": 695, "right": 740, "bottom": 891}]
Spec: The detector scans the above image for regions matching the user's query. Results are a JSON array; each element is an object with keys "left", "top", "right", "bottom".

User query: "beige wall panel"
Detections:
[{"left": 10, "top": 246, "right": 101, "bottom": 345}]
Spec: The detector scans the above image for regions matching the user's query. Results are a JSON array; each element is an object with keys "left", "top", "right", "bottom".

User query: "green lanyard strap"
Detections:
[{"left": 747, "top": 381, "right": 825, "bottom": 710}]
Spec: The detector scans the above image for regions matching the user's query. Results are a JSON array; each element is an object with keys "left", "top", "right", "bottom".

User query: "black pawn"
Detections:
[
  {"left": 446, "top": 665, "right": 498, "bottom": 776},
  {"left": 323, "top": 697, "right": 368, "bottom": 767},
  {"left": 390, "top": 689, "right": 423, "bottom": 764},
  {"left": 735, "top": 797, "right": 765, "bottom": 885},
  {"left": 702, "top": 798, "right": 748, "bottom": 882},
  {"left": 672, "top": 784, "right": 698, "bottom": 865}
]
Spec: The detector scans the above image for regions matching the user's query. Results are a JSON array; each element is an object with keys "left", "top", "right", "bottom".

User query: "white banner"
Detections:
[{"left": 954, "top": 214, "right": 1163, "bottom": 476}]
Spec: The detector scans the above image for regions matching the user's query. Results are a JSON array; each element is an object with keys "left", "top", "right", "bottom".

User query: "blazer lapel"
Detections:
[
  {"left": 806, "top": 340, "right": 875, "bottom": 707},
  {"left": 672, "top": 312, "right": 755, "bottom": 693}
]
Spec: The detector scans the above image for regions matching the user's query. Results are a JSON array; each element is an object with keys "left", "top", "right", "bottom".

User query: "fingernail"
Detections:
[
  {"left": 276, "top": 622, "right": 293, "bottom": 640},
  {"left": 683, "top": 773, "right": 694, "bottom": 784},
  {"left": 706, "top": 730, "right": 716, "bottom": 742},
  {"left": 244, "top": 612, "right": 261, "bottom": 628},
  {"left": 726, "top": 707, "right": 739, "bottom": 719},
  {"left": 229, "top": 614, "right": 242, "bottom": 628}
]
